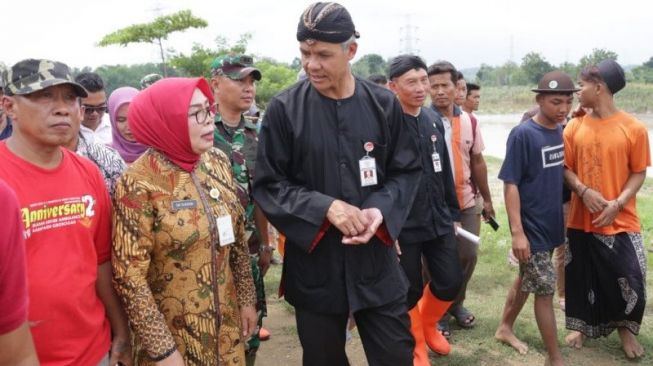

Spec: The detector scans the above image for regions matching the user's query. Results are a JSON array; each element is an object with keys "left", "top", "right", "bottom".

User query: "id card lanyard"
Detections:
[{"left": 359, "top": 141, "right": 378, "bottom": 187}]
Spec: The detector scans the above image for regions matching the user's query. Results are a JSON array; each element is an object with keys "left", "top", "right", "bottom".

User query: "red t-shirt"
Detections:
[
  {"left": 0, "top": 142, "right": 112, "bottom": 366},
  {"left": 0, "top": 179, "right": 29, "bottom": 334}
]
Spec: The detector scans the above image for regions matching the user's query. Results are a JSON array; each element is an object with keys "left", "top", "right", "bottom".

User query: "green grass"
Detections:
[
  {"left": 263, "top": 157, "right": 653, "bottom": 365},
  {"left": 478, "top": 83, "right": 653, "bottom": 114}
]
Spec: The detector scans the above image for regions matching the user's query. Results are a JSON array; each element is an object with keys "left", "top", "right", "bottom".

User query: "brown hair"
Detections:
[
  {"left": 427, "top": 61, "right": 458, "bottom": 84},
  {"left": 579, "top": 65, "right": 603, "bottom": 84}
]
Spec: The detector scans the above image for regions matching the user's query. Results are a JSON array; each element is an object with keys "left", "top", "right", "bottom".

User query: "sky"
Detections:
[{"left": 2, "top": 0, "right": 651, "bottom": 71}]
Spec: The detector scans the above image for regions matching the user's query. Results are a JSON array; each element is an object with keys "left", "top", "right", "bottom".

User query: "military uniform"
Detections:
[{"left": 213, "top": 113, "right": 267, "bottom": 356}]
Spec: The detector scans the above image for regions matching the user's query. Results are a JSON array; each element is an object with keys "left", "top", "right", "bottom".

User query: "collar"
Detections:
[
  {"left": 215, "top": 113, "right": 257, "bottom": 131},
  {"left": 430, "top": 104, "right": 462, "bottom": 119}
]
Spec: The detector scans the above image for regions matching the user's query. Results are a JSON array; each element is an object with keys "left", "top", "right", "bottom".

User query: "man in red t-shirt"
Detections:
[
  {"left": 0, "top": 59, "right": 132, "bottom": 366},
  {"left": 0, "top": 179, "right": 39, "bottom": 366}
]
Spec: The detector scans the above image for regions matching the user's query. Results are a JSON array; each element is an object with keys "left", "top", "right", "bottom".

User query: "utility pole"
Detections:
[{"left": 399, "top": 14, "right": 419, "bottom": 55}]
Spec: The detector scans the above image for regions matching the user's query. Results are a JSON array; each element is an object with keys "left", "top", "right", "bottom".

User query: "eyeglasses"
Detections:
[
  {"left": 189, "top": 104, "right": 215, "bottom": 125},
  {"left": 83, "top": 105, "right": 107, "bottom": 115}
]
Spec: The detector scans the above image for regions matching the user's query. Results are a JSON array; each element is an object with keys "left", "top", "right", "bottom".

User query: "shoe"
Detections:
[
  {"left": 417, "top": 284, "right": 453, "bottom": 355},
  {"left": 408, "top": 306, "right": 430, "bottom": 366},
  {"left": 259, "top": 327, "right": 270, "bottom": 341}
]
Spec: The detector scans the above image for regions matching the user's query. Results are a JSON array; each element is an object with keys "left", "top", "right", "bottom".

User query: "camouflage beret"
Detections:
[
  {"left": 140, "top": 73, "right": 163, "bottom": 89},
  {"left": 210, "top": 54, "right": 261, "bottom": 81},
  {"left": 2, "top": 59, "right": 87, "bottom": 97}
]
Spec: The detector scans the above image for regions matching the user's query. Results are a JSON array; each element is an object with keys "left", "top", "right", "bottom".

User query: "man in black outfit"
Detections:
[
  {"left": 253, "top": 3, "right": 421, "bottom": 366},
  {"left": 388, "top": 55, "right": 463, "bottom": 364}
]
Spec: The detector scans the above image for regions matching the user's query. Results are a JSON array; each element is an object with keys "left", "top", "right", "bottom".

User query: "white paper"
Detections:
[
  {"left": 456, "top": 226, "right": 480, "bottom": 245},
  {"left": 217, "top": 215, "right": 235, "bottom": 246}
]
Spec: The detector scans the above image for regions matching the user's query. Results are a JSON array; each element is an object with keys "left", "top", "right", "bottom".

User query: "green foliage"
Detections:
[
  {"left": 644, "top": 56, "right": 653, "bottom": 69},
  {"left": 476, "top": 61, "right": 528, "bottom": 86},
  {"left": 631, "top": 65, "right": 653, "bottom": 84},
  {"left": 558, "top": 61, "right": 579, "bottom": 79},
  {"left": 520, "top": 52, "right": 554, "bottom": 84},
  {"left": 169, "top": 33, "right": 252, "bottom": 78},
  {"left": 255, "top": 59, "right": 297, "bottom": 108},
  {"left": 351, "top": 53, "right": 388, "bottom": 78},
  {"left": 97, "top": 10, "right": 208, "bottom": 76},
  {"left": 93, "top": 63, "right": 176, "bottom": 94},
  {"left": 98, "top": 10, "right": 207, "bottom": 46},
  {"left": 478, "top": 82, "right": 653, "bottom": 114},
  {"left": 169, "top": 43, "right": 218, "bottom": 78},
  {"left": 578, "top": 48, "right": 618, "bottom": 69}
]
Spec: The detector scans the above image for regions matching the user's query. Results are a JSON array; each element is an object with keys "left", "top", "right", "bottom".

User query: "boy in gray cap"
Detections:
[
  {"left": 564, "top": 60, "right": 648, "bottom": 359},
  {"left": 495, "top": 71, "right": 576, "bottom": 366},
  {"left": 0, "top": 59, "right": 132, "bottom": 366}
]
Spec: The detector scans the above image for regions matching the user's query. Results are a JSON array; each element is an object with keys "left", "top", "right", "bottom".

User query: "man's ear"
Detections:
[
  {"left": 210, "top": 76, "right": 221, "bottom": 95},
  {"left": 346, "top": 41, "right": 358, "bottom": 61},
  {"left": 1, "top": 96, "right": 17, "bottom": 120}
]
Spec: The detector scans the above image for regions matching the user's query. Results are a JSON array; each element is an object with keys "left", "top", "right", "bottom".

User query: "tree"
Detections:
[
  {"left": 644, "top": 56, "right": 653, "bottom": 69},
  {"left": 98, "top": 10, "right": 208, "bottom": 76},
  {"left": 578, "top": 48, "right": 618, "bottom": 69},
  {"left": 94, "top": 63, "right": 176, "bottom": 94},
  {"left": 558, "top": 62, "right": 578, "bottom": 79},
  {"left": 169, "top": 33, "right": 252, "bottom": 78},
  {"left": 352, "top": 54, "right": 388, "bottom": 78},
  {"left": 476, "top": 64, "right": 496, "bottom": 85},
  {"left": 255, "top": 59, "right": 297, "bottom": 107},
  {"left": 520, "top": 52, "right": 553, "bottom": 84},
  {"left": 290, "top": 57, "right": 302, "bottom": 72}
]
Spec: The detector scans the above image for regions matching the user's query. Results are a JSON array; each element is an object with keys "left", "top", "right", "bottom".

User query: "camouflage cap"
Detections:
[
  {"left": 2, "top": 59, "right": 87, "bottom": 97},
  {"left": 140, "top": 73, "right": 163, "bottom": 89},
  {"left": 211, "top": 54, "right": 262, "bottom": 81}
]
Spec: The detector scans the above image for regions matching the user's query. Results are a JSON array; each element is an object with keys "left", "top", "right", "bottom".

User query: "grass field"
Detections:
[
  {"left": 477, "top": 83, "right": 653, "bottom": 115},
  {"left": 258, "top": 156, "right": 653, "bottom": 365}
]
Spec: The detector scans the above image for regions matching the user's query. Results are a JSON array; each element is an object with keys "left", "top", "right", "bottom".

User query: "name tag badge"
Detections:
[
  {"left": 171, "top": 199, "right": 198, "bottom": 211},
  {"left": 359, "top": 157, "right": 378, "bottom": 187},
  {"left": 432, "top": 153, "right": 442, "bottom": 173},
  {"left": 216, "top": 215, "right": 235, "bottom": 246}
]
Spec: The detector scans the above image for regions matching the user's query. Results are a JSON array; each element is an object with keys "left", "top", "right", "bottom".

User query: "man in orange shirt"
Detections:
[
  {"left": 563, "top": 59, "right": 649, "bottom": 359},
  {"left": 428, "top": 61, "right": 495, "bottom": 336}
]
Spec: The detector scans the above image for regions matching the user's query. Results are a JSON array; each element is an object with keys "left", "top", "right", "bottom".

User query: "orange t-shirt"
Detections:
[{"left": 563, "top": 111, "right": 650, "bottom": 234}]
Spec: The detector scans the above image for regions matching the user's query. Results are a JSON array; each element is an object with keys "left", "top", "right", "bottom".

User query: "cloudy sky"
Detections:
[{"left": 3, "top": 0, "right": 651, "bottom": 70}]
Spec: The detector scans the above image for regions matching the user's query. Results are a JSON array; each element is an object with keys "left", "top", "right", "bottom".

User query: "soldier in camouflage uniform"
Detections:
[
  {"left": 140, "top": 73, "right": 163, "bottom": 90},
  {"left": 210, "top": 54, "right": 271, "bottom": 366}
]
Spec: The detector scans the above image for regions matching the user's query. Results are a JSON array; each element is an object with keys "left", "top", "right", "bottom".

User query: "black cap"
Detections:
[
  {"left": 297, "top": 2, "right": 360, "bottom": 43},
  {"left": 597, "top": 59, "right": 626, "bottom": 95}
]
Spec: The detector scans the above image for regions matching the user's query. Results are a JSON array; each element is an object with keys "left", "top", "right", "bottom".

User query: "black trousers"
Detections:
[
  {"left": 294, "top": 298, "right": 414, "bottom": 366},
  {"left": 400, "top": 232, "right": 463, "bottom": 308}
]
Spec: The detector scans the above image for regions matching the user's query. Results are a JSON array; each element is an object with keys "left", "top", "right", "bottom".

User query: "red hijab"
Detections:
[{"left": 128, "top": 77, "right": 214, "bottom": 172}]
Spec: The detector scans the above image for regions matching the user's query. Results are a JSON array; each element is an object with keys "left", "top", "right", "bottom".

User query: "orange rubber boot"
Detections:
[
  {"left": 408, "top": 306, "right": 430, "bottom": 366},
  {"left": 417, "top": 284, "right": 453, "bottom": 355}
]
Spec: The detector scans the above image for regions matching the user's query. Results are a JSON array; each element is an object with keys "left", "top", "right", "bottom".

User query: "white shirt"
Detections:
[{"left": 80, "top": 114, "right": 112, "bottom": 145}]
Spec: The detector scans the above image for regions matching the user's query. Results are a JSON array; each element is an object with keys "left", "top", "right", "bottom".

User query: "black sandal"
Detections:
[
  {"left": 451, "top": 306, "right": 476, "bottom": 329},
  {"left": 437, "top": 317, "right": 451, "bottom": 338}
]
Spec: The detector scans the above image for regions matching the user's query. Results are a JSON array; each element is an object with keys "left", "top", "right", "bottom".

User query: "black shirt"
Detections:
[
  {"left": 400, "top": 108, "right": 460, "bottom": 244},
  {"left": 253, "top": 78, "right": 421, "bottom": 313}
]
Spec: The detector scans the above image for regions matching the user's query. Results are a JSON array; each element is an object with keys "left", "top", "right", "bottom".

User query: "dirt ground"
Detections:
[
  {"left": 254, "top": 294, "right": 368, "bottom": 366},
  {"left": 254, "top": 266, "right": 651, "bottom": 366}
]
